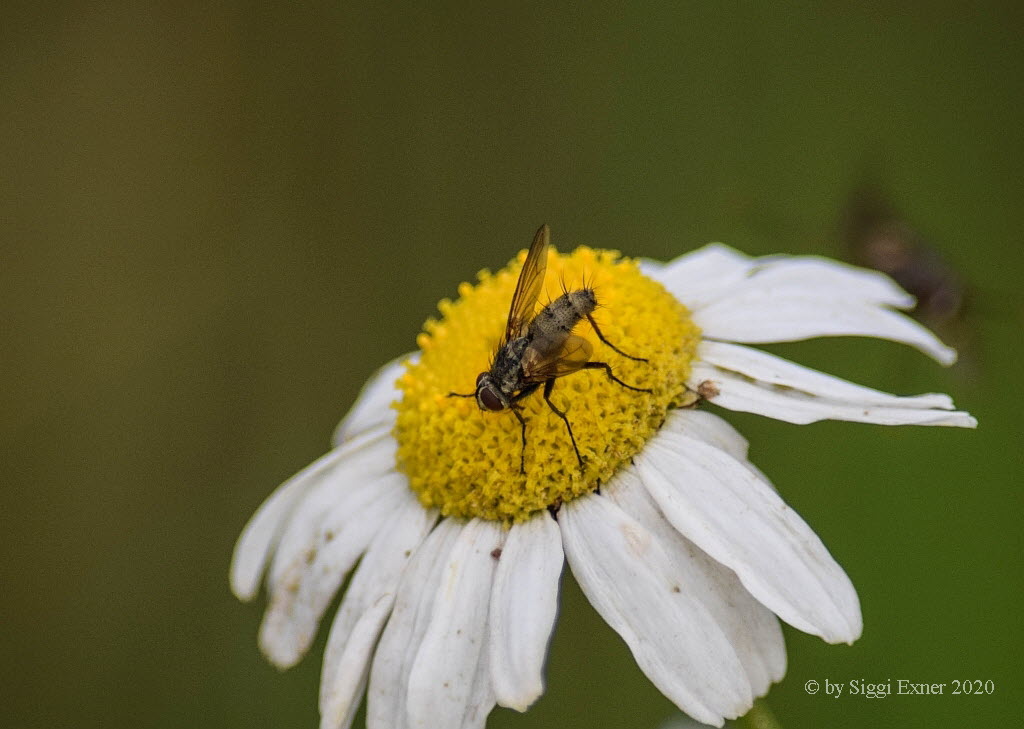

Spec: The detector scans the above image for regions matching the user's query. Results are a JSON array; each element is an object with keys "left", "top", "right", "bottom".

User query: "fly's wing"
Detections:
[
  {"left": 501, "top": 224, "right": 549, "bottom": 348},
  {"left": 521, "top": 333, "right": 593, "bottom": 382}
]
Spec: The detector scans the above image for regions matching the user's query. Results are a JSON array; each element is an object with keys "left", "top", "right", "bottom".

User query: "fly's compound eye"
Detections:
[
  {"left": 479, "top": 386, "right": 504, "bottom": 411},
  {"left": 475, "top": 372, "right": 488, "bottom": 387}
]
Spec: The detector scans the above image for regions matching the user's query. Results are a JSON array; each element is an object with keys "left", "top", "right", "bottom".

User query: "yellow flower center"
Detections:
[{"left": 394, "top": 246, "right": 700, "bottom": 522}]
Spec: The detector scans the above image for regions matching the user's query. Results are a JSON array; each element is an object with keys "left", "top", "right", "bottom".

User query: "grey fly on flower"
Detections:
[{"left": 231, "top": 230, "right": 976, "bottom": 728}]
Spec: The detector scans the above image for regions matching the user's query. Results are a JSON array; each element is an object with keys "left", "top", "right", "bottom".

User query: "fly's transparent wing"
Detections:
[
  {"left": 501, "top": 224, "right": 549, "bottom": 348},
  {"left": 522, "top": 333, "right": 593, "bottom": 382}
]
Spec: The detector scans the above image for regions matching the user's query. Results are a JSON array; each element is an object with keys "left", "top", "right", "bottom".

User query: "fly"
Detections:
[{"left": 450, "top": 224, "right": 650, "bottom": 473}]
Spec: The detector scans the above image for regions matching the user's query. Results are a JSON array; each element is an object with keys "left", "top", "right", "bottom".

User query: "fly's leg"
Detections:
[
  {"left": 508, "top": 405, "right": 529, "bottom": 474},
  {"left": 542, "top": 379, "right": 584, "bottom": 469},
  {"left": 509, "top": 383, "right": 541, "bottom": 474},
  {"left": 583, "top": 361, "right": 652, "bottom": 393},
  {"left": 585, "top": 313, "right": 647, "bottom": 362}
]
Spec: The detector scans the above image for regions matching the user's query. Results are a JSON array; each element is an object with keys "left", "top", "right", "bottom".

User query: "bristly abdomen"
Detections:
[{"left": 529, "top": 288, "right": 597, "bottom": 338}]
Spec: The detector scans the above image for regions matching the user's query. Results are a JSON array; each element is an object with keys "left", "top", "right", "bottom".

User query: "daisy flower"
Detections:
[{"left": 231, "top": 227, "right": 976, "bottom": 729}]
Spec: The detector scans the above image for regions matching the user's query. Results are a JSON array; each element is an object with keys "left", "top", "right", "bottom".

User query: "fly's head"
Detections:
[{"left": 474, "top": 372, "right": 509, "bottom": 412}]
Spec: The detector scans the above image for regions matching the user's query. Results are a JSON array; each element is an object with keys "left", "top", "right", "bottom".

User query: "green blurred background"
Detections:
[{"left": 2, "top": 2, "right": 1021, "bottom": 728}]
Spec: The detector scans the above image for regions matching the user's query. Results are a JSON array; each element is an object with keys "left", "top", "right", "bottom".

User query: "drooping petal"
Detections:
[
  {"left": 635, "top": 433, "right": 862, "bottom": 644},
  {"left": 689, "top": 361, "right": 977, "bottom": 427},
  {"left": 560, "top": 493, "right": 754, "bottom": 727},
  {"left": 367, "top": 519, "right": 464, "bottom": 729},
  {"left": 605, "top": 469, "right": 786, "bottom": 695},
  {"left": 406, "top": 519, "right": 505, "bottom": 729},
  {"left": 489, "top": 513, "right": 564, "bottom": 712},
  {"left": 230, "top": 423, "right": 389, "bottom": 602},
  {"left": 333, "top": 353, "right": 417, "bottom": 446},
  {"left": 319, "top": 492, "right": 438, "bottom": 729},
  {"left": 321, "top": 610, "right": 387, "bottom": 729},
  {"left": 699, "top": 341, "right": 958, "bottom": 409},
  {"left": 268, "top": 426, "right": 396, "bottom": 590},
  {"left": 230, "top": 447, "right": 348, "bottom": 601},
  {"left": 260, "top": 472, "right": 407, "bottom": 667}
]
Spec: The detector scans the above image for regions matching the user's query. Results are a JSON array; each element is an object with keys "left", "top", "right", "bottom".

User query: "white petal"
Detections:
[
  {"left": 655, "top": 246, "right": 956, "bottom": 363},
  {"left": 489, "top": 514, "right": 564, "bottom": 711},
  {"left": 713, "top": 256, "right": 916, "bottom": 309},
  {"left": 406, "top": 519, "right": 504, "bottom": 729},
  {"left": 230, "top": 446, "right": 349, "bottom": 602},
  {"left": 637, "top": 257, "right": 664, "bottom": 278},
  {"left": 458, "top": 627, "right": 497, "bottom": 729},
  {"left": 694, "top": 292, "right": 957, "bottom": 365},
  {"left": 690, "top": 362, "right": 978, "bottom": 427},
  {"left": 333, "top": 353, "right": 417, "bottom": 446},
  {"left": 320, "top": 608, "right": 385, "bottom": 729},
  {"left": 654, "top": 244, "right": 758, "bottom": 311},
  {"left": 660, "top": 410, "right": 774, "bottom": 487},
  {"left": 636, "top": 434, "right": 862, "bottom": 644},
  {"left": 659, "top": 408, "right": 750, "bottom": 461},
  {"left": 657, "top": 247, "right": 916, "bottom": 310},
  {"left": 699, "top": 340, "right": 956, "bottom": 409},
  {"left": 319, "top": 492, "right": 437, "bottom": 729},
  {"left": 260, "top": 473, "right": 407, "bottom": 667},
  {"left": 367, "top": 519, "right": 464, "bottom": 729},
  {"left": 269, "top": 426, "right": 396, "bottom": 589},
  {"left": 560, "top": 493, "right": 753, "bottom": 727},
  {"left": 605, "top": 469, "right": 786, "bottom": 695}
]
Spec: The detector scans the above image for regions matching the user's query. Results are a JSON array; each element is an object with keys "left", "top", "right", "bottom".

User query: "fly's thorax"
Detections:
[
  {"left": 493, "top": 337, "right": 529, "bottom": 395},
  {"left": 395, "top": 246, "right": 701, "bottom": 523}
]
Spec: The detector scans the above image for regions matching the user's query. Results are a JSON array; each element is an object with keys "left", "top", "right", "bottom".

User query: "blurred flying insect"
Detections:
[
  {"left": 450, "top": 224, "right": 650, "bottom": 473},
  {"left": 840, "top": 184, "right": 981, "bottom": 381},
  {"left": 842, "top": 185, "right": 967, "bottom": 328}
]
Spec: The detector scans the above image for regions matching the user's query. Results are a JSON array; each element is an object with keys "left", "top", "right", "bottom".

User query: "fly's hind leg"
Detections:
[
  {"left": 585, "top": 313, "right": 647, "bottom": 362},
  {"left": 583, "top": 361, "right": 652, "bottom": 393},
  {"left": 542, "top": 378, "right": 584, "bottom": 469}
]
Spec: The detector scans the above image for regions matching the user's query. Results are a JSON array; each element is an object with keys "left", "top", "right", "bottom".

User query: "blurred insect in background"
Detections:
[
  {"left": 451, "top": 224, "right": 650, "bottom": 473},
  {"left": 840, "top": 184, "right": 979, "bottom": 379}
]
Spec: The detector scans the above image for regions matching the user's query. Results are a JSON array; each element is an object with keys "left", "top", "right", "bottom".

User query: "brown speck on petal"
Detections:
[{"left": 697, "top": 380, "right": 720, "bottom": 399}]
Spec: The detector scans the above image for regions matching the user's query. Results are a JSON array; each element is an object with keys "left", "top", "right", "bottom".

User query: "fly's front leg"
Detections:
[
  {"left": 542, "top": 379, "right": 584, "bottom": 469},
  {"left": 508, "top": 405, "right": 528, "bottom": 474},
  {"left": 586, "top": 313, "right": 647, "bottom": 362},
  {"left": 509, "top": 383, "right": 540, "bottom": 474},
  {"left": 583, "top": 361, "right": 652, "bottom": 393}
]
